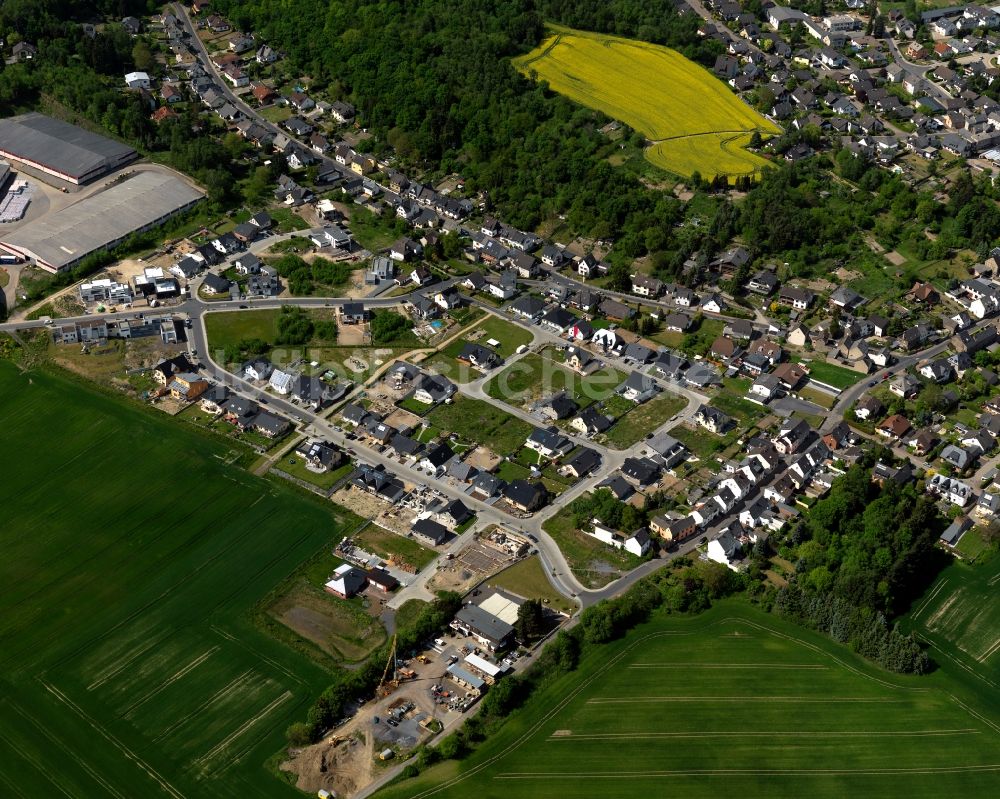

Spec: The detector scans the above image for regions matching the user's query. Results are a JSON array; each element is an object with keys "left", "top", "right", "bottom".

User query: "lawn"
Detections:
[
  {"left": 352, "top": 524, "right": 438, "bottom": 571},
  {"left": 487, "top": 556, "right": 576, "bottom": 615},
  {"left": 0, "top": 362, "right": 358, "bottom": 799},
  {"left": 474, "top": 315, "right": 534, "bottom": 358},
  {"left": 711, "top": 379, "right": 767, "bottom": 424},
  {"left": 427, "top": 395, "right": 533, "bottom": 456},
  {"left": 514, "top": 26, "right": 780, "bottom": 180},
  {"left": 801, "top": 359, "right": 866, "bottom": 390},
  {"left": 377, "top": 600, "right": 1000, "bottom": 799},
  {"left": 275, "top": 452, "right": 354, "bottom": 490},
  {"left": 346, "top": 204, "right": 404, "bottom": 252},
  {"left": 204, "top": 308, "right": 282, "bottom": 350},
  {"left": 670, "top": 422, "right": 739, "bottom": 459},
  {"left": 603, "top": 391, "right": 687, "bottom": 449},
  {"left": 486, "top": 350, "right": 624, "bottom": 409}
]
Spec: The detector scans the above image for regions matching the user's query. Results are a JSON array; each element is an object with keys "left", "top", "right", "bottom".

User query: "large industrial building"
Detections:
[
  {"left": 0, "top": 113, "right": 137, "bottom": 184},
  {"left": 0, "top": 171, "right": 204, "bottom": 273}
]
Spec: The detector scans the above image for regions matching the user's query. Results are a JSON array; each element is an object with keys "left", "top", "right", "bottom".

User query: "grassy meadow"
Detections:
[
  {"left": 515, "top": 26, "right": 780, "bottom": 180},
  {"left": 377, "top": 601, "right": 1000, "bottom": 799},
  {"left": 0, "top": 362, "right": 353, "bottom": 798}
]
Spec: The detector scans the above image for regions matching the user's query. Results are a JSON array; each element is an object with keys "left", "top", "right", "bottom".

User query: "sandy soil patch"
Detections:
[
  {"left": 464, "top": 445, "right": 502, "bottom": 472},
  {"left": 884, "top": 250, "right": 906, "bottom": 266},
  {"left": 337, "top": 318, "right": 369, "bottom": 345},
  {"left": 384, "top": 408, "right": 423, "bottom": 431}
]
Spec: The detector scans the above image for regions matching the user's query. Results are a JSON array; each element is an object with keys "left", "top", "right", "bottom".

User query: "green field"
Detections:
[
  {"left": 0, "top": 362, "right": 351, "bottom": 798},
  {"left": 603, "top": 391, "right": 687, "bottom": 449},
  {"left": 909, "top": 556, "right": 1000, "bottom": 671},
  {"left": 377, "top": 601, "right": 1000, "bottom": 799},
  {"left": 488, "top": 556, "right": 577, "bottom": 615},
  {"left": 515, "top": 26, "right": 780, "bottom": 180},
  {"left": 486, "top": 350, "right": 624, "bottom": 409},
  {"left": 427, "top": 395, "right": 533, "bottom": 455},
  {"left": 801, "top": 359, "right": 866, "bottom": 390},
  {"left": 474, "top": 315, "right": 534, "bottom": 357},
  {"left": 205, "top": 308, "right": 283, "bottom": 349},
  {"left": 541, "top": 513, "right": 640, "bottom": 589},
  {"left": 353, "top": 524, "right": 439, "bottom": 572}
]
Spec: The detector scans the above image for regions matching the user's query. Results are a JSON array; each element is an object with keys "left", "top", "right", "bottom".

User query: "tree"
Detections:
[
  {"left": 132, "top": 40, "right": 154, "bottom": 72},
  {"left": 515, "top": 599, "right": 545, "bottom": 642}
]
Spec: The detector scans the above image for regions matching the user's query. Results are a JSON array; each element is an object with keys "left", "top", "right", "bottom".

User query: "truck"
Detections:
[
  {"left": 379, "top": 748, "right": 394, "bottom": 761},
  {"left": 0, "top": 253, "right": 22, "bottom": 265}
]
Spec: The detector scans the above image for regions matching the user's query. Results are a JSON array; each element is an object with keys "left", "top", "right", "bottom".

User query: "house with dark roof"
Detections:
[
  {"left": 503, "top": 480, "right": 549, "bottom": 512},
  {"left": 413, "top": 373, "right": 457, "bottom": 405},
  {"left": 619, "top": 370, "right": 659, "bottom": 403},
  {"left": 526, "top": 426, "right": 573, "bottom": 459},
  {"left": 571, "top": 406, "right": 613, "bottom": 436},
  {"left": 562, "top": 447, "right": 601, "bottom": 479},
  {"left": 412, "top": 518, "right": 450, "bottom": 546},
  {"left": 458, "top": 342, "right": 500, "bottom": 370},
  {"left": 621, "top": 457, "right": 661, "bottom": 487}
]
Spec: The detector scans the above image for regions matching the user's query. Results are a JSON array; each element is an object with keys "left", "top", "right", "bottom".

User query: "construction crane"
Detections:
[{"left": 378, "top": 634, "right": 399, "bottom": 697}]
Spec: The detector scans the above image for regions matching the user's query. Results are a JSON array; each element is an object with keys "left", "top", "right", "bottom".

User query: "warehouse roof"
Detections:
[
  {"left": 0, "top": 113, "right": 136, "bottom": 180},
  {"left": 1, "top": 171, "right": 203, "bottom": 270}
]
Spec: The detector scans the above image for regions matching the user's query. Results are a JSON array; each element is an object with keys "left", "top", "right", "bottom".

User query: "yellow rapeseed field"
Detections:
[{"left": 514, "top": 26, "right": 781, "bottom": 180}]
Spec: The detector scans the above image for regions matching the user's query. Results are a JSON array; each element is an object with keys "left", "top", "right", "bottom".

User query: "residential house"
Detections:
[
  {"left": 590, "top": 521, "right": 651, "bottom": 557},
  {"left": 526, "top": 426, "right": 573, "bottom": 459},
  {"left": 877, "top": 414, "right": 912, "bottom": 441},
  {"left": 571, "top": 406, "right": 613, "bottom": 436},
  {"left": 503, "top": 480, "right": 549, "bottom": 512}
]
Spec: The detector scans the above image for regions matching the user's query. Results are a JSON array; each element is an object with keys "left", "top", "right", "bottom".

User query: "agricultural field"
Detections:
[
  {"left": 377, "top": 601, "right": 1000, "bottom": 799},
  {"left": 0, "top": 362, "right": 354, "bottom": 799},
  {"left": 908, "top": 556, "right": 1000, "bottom": 674},
  {"left": 515, "top": 26, "right": 780, "bottom": 180}
]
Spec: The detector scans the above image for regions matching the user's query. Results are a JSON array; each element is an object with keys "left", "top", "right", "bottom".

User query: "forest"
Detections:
[{"left": 766, "top": 462, "right": 948, "bottom": 673}]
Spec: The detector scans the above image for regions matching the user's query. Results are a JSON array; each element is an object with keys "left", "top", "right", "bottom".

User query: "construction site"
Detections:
[{"left": 280, "top": 632, "right": 469, "bottom": 797}]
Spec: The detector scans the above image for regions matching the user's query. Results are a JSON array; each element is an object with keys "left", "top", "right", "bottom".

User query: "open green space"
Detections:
[
  {"left": 488, "top": 556, "right": 577, "bottom": 615},
  {"left": 669, "top": 422, "right": 739, "bottom": 459},
  {"left": 711, "top": 379, "right": 767, "bottom": 423},
  {"left": 474, "top": 315, "right": 534, "bottom": 357},
  {"left": 801, "top": 359, "right": 866, "bottom": 390},
  {"left": 603, "top": 391, "right": 687, "bottom": 449},
  {"left": 347, "top": 205, "right": 407, "bottom": 252},
  {"left": 275, "top": 452, "right": 354, "bottom": 490},
  {"left": 515, "top": 26, "right": 779, "bottom": 180},
  {"left": 352, "top": 524, "right": 439, "bottom": 571},
  {"left": 541, "top": 513, "right": 639, "bottom": 589},
  {"left": 486, "top": 350, "right": 624, "bottom": 409},
  {"left": 427, "top": 396, "right": 533, "bottom": 456},
  {"left": 205, "top": 308, "right": 283, "bottom": 350},
  {"left": 0, "top": 362, "right": 356, "bottom": 799},
  {"left": 377, "top": 601, "right": 1000, "bottom": 799}
]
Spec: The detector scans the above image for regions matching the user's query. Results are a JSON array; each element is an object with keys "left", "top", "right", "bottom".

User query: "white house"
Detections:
[
  {"left": 125, "top": 71, "right": 151, "bottom": 89},
  {"left": 707, "top": 529, "right": 743, "bottom": 570},
  {"left": 269, "top": 368, "right": 294, "bottom": 395},
  {"left": 590, "top": 521, "right": 651, "bottom": 557}
]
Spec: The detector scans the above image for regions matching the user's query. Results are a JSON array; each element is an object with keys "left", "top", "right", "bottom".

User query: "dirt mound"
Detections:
[{"left": 281, "top": 731, "right": 374, "bottom": 796}]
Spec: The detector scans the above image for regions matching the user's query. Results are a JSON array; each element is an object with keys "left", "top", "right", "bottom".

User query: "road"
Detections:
[{"left": 885, "top": 36, "right": 954, "bottom": 101}]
